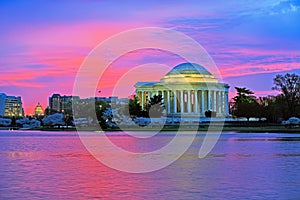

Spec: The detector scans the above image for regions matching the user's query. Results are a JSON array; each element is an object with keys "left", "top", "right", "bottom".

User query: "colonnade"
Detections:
[{"left": 136, "top": 89, "right": 229, "bottom": 116}]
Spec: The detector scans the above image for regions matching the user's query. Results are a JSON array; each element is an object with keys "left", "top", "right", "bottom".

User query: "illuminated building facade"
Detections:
[
  {"left": 49, "top": 94, "right": 62, "bottom": 113},
  {"left": 135, "top": 63, "right": 230, "bottom": 117},
  {"left": 0, "top": 93, "right": 24, "bottom": 117},
  {"left": 34, "top": 102, "right": 44, "bottom": 116},
  {"left": 48, "top": 94, "right": 80, "bottom": 115}
]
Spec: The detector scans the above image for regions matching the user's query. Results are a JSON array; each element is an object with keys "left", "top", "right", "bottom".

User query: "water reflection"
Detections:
[{"left": 0, "top": 131, "right": 300, "bottom": 199}]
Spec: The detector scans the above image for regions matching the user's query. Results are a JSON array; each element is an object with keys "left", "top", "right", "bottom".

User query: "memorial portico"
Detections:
[{"left": 135, "top": 63, "right": 230, "bottom": 117}]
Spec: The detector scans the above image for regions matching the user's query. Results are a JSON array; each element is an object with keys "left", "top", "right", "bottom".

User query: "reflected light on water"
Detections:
[{"left": 1, "top": 131, "right": 300, "bottom": 199}]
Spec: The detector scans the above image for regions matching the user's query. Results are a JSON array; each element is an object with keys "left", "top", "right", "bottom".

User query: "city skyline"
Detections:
[{"left": 1, "top": 1, "right": 299, "bottom": 115}]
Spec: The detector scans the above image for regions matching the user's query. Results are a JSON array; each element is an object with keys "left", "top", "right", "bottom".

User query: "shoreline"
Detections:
[{"left": 1, "top": 125, "right": 300, "bottom": 133}]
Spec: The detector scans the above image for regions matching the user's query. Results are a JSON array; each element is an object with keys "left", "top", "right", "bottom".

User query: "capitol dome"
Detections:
[{"left": 34, "top": 102, "right": 44, "bottom": 116}]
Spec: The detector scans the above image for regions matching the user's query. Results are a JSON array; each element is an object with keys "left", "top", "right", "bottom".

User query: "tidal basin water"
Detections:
[{"left": 1, "top": 130, "right": 300, "bottom": 199}]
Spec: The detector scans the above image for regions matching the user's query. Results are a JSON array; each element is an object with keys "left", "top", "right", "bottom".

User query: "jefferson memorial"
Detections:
[{"left": 135, "top": 62, "right": 230, "bottom": 117}]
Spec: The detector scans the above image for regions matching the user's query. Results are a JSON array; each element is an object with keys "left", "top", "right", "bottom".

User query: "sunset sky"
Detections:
[{"left": 1, "top": 0, "right": 300, "bottom": 115}]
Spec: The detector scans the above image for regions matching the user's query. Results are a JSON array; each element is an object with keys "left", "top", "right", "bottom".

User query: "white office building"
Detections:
[{"left": 0, "top": 93, "right": 24, "bottom": 117}]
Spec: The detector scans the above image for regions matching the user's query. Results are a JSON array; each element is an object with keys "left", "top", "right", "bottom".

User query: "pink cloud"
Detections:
[
  {"left": 220, "top": 62, "right": 300, "bottom": 78},
  {"left": 8, "top": 21, "right": 145, "bottom": 48}
]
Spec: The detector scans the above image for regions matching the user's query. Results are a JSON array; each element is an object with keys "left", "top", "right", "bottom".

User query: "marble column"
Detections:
[
  {"left": 218, "top": 91, "right": 222, "bottom": 114},
  {"left": 162, "top": 91, "right": 166, "bottom": 108},
  {"left": 194, "top": 90, "right": 198, "bottom": 113},
  {"left": 173, "top": 91, "right": 177, "bottom": 113},
  {"left": 213, "top": 90, "right": 217, "bottom": 112},
  {"left": 207, "top": 90, "right": 211, "bottom": 111},
  {"left": 225, "top": 92, "right": 229, "bottom": 116},
  {"left": 222, "top": 91, "right": 226, "bottom": 115},
  {"left": 137, "top": 90, "right": 140, "bottom": 101},
  {"left": 201, "top": 90, "right": 204, "bottom": 115},
  {"left": 221, "top": 91, "right": 225, "bottom": 115},
  {"left": 167, "top": 90, "right": 170, "bottom": 114},
  {"left": 141, "top": 91, "right": 144, "bottom": 110},
  {"left": 180, "top": 90, "right": 184, "bottom": 113},
  {"left": 187, "top": 90, "right": 191, "bottom": 113}
]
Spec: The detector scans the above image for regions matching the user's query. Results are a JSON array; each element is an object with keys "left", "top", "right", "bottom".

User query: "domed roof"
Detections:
[{"left": 166, "top": 62, "right": 211, "bottom": 76}]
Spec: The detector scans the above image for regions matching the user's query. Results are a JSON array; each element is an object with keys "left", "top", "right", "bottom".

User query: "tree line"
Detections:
[{"left": 231, "top": 73, "right": 300, "bottom": 122}]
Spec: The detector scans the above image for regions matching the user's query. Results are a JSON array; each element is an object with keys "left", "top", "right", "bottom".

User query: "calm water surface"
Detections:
[{"left": 1, "top": 130, "right": 300, "bottom": 199}]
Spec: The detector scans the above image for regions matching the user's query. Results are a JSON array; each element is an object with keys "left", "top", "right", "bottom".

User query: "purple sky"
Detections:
[{"left": 0, "top": 0, "right": 299, "bottom": 114}]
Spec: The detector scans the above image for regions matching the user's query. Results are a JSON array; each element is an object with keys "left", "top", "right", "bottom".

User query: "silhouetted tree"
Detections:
[
  {"left": 95, "top": 100, "right": 110, "bottom": 128},
  {"left": 272, "top": 73, "right": 300, "bottom": 116},
  {"left": 11, "top": 116, "right": 16, "bottom": 127},
  {"left": 233, "top": 87, "right": 256, "bottom": 104},
  {"left": 234, "top": 101, "right": 261, "bottom": 122},
  {"left": 64, "top": 115, "right": 73, "bottom": 126},
  {"left": 128, "top": 96, "right": 143, "bottom": 117},
  {"left": 145, "top": 94, "right": 164, "bottom": 118},
  {"left": 259, "top": 95, "right": 289, "bottom": 123},
  {"left": 45, "top": 107, "right": 58, "bottom": 115},
  {"left": 232, "top": 87, "right": 261, "bottom": 121}
]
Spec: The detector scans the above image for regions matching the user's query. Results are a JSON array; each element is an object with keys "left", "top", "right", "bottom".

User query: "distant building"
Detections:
[
  {"left": 61, "top": 95, "right": 80, "bottom": 115},
  {"left": 0, "top": 93, "right": 5, "bottom": 116},
  {"left": 48, "top": 94, "right": 79, "bottom": 115},
  {"left": 49, "top": 94, "right": 62, "bottom": 113},
  {"left": 94, "top": 96, "right": 118, "bottom": 104},
  {"left": 34, "top": 102, "right": 44, "bottom": 116},
  {"left": 0, "top": 93, "right": 24, "bottom": 117},
  {"left": 48, "top": 94, "right": 128, "bottom": 116},
  {"left": 117, "top": 98, "right": 129, "bottom": 105}
]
